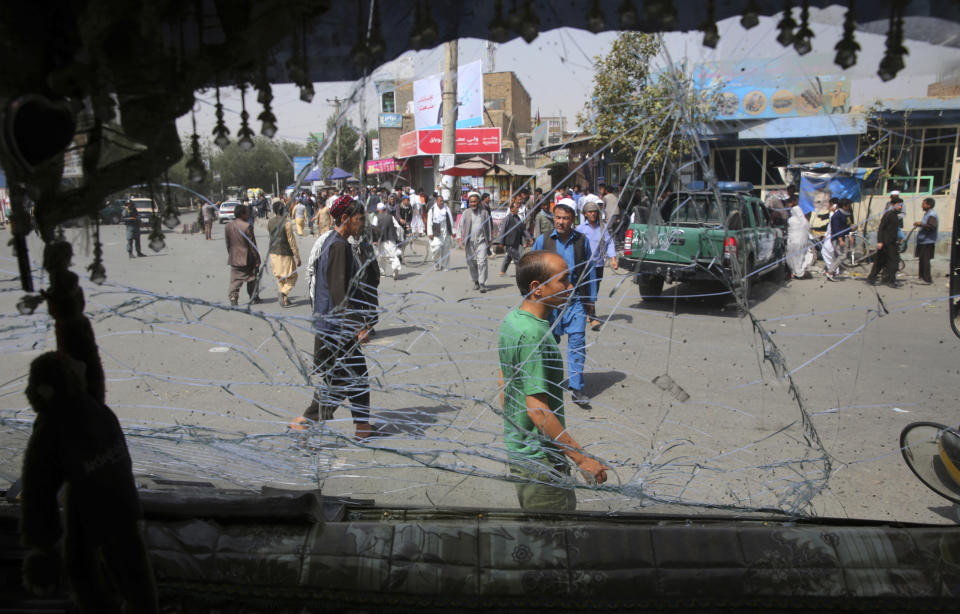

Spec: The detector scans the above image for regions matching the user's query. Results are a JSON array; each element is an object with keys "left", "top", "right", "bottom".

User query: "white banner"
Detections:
[
  {"left": 413, "top": 60, "right": 484, "bottom": 131},
  {"left": 371, "top": 138, "right": 380, "bottom": 160}
]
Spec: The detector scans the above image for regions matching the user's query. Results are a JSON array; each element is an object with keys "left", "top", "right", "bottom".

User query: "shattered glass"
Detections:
[{"left": 1, "top": 22, "right": 957, "bottom": 523}]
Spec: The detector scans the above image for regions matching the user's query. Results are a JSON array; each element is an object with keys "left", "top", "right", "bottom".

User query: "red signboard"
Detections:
[
  {"left": 397, "top": 128, "right": 501, "bottom": 157},
  {"left": 397, "top": 131, "right": 419, "bottom": 158},
  {"left": 366, "top": 158, "right": 397, "bottom": 174}
]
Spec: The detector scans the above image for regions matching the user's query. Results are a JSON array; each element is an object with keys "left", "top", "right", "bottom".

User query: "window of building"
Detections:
[
  {"left": 713, "top": 149, "right": 737, "bottom": 181},
  {"left": 791, "top": 142, "right": 837, "bottom": 164},
  {"left": 381, "top": 91, "right": 395, "bottom": 113},
  {"left": 765, "top": 146, "right": 788, "bottom": 186},
  {"left": 606, "top": 163, "right": 624, "bottom": 188},
  {"left": 548, "top": 119, "right": 561, "bottom": 129},
  {"left": 739, "top": 148, "right": 763, "bottom": 186},
  {"left": 860, "top": 125, "right": 957, "bottom": 195}
]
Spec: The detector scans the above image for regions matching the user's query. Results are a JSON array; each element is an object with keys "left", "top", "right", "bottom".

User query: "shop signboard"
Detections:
[
  {"left": 396, "top": 128, "right": 501, "bottom": 157},
  {"left": 379, "top": 113, "right": 402, "bottom": 128},
  {"left": 366, "top": 158, "right": 397, "bottom": 175}
]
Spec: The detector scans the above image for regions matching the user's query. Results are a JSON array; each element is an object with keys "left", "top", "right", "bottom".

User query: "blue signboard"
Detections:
[
  {"left": 293, "top": 156, "right": 313, "bottom": 178},
  {"left": 379, "top": 113, "right": 402, "bottom": 128}
]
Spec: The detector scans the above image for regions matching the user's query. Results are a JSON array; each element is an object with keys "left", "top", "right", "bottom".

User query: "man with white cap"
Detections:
[
  {"left": 576, "top": 200, "right": 617, "bottom": 330},
  {"left": 459, "top": 192, "right": 492, "bottom": 292},
  {"left": 374, "top": 202, "right": 402, "bottom": 280}
]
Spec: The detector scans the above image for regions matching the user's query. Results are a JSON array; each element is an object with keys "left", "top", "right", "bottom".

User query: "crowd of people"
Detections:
[{"left": 782, "top": 191, "right": 939, "bottom": 287}]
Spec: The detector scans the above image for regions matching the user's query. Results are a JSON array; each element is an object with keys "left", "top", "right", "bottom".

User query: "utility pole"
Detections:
[
  {"left": 440, "top": 40, "right": 458, "bottom": 209},
  {"left": 327, "top": 96, "right": 342, "bottom": 172}
]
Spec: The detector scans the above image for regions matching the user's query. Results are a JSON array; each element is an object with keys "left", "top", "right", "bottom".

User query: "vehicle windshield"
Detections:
[{"left": 1, "top": 11, "right": 958, "bottom": 528}]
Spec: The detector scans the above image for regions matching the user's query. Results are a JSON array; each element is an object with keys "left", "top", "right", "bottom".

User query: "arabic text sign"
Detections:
[
  {"left": 379, "top": 113, "right": 402, "bottom": 128},
  {"left": 366, "top": 158, "right": 397, "bottom": 175}
]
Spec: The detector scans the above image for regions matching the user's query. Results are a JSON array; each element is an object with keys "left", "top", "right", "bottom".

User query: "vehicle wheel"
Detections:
[{"left": 638, "top": 275, "right": 664, "bottom": 299}]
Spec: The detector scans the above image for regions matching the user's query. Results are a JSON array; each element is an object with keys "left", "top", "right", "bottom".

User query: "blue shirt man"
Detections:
[{"left": 532, "top": 202, "right": 594, "bottom": 406}]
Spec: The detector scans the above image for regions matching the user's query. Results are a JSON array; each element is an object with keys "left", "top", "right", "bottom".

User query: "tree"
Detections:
[
  {"left": 577, "top": 32, "right": 715, "bottom": 187},
  {"left": 320, "top": 116, "right": 362, "bottom": 177}
]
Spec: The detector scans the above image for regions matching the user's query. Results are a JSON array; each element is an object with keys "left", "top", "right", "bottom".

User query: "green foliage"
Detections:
[
  {"left": 167, "top": 137, "right": 314, "bottom": 199},
  {"left": 578, "top": 32, "right": 715, "bottom": 175}
]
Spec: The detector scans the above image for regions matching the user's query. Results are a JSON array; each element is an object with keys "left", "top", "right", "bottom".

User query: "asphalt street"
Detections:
[{"left": 1, "top": 217, "right": 957, "bottom": 523}]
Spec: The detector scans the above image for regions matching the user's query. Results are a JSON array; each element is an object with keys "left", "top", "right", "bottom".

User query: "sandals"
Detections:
[{"left": 288, "top": 416, "right": 312, "bottom": 431}]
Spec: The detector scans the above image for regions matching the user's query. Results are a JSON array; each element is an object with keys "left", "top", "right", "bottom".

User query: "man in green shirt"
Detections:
[{"left": 498, "top": 250, "right": 609, "bottom": 511}]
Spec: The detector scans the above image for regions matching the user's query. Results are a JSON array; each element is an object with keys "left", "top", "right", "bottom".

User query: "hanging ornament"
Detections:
[
  {"left": 618, "top": 0, "right": 638, "bottom": 28},
  {"left": 148, "top": 214, "right": 166, "bottom": 252},
  {"left": 420, "top": 0, "right": 439, "bottom": 48},
  {"left": 87, "top": 220, "right": 106, "bottom": 284},
  {"left": 793, "top": 0, "right": 814, "bottom": 55},
  {"left": 368, "top": 0, "right": 386, "bottom": 57},
  {"left": 351, "top": 3, "right": 372, "bottom": 69},
  {"left": 740, "top": 0, "right": 761, "bottom": 29},
  {"left": 519, "top": 0, "right": 539, "bottom": 43},
  {"left": 587, "top": 0, "right": 605, "bottom": 33},
  {"left": 409, "top": 0, "right": 424, "bottom": 50},
  {"left": 162, "top": 176, "right": 180, "bottom": 229},
  {"left": 878, "top": 0, "right": 909, "bottom": 81},
  {"left": 834, "top": 0, "right": 860, "bottom": 69},
  {"left": 699, "top": 0, "right": 719, "bottom": 48},
  {"left": 506, "top": 0, "right": 523, "bottom": 32},
  {"left": 488, "top": 0, "right": 510, "bottom": 43},
  {"left": 776, "top": 1, "right": 797, "bottom": 47},
  {"left": 212, "top": 86, "right": 230, "bottom": 149},
  {"left": 236, "top": 84, "right": 255, "bottom": 151},
  {"left": 186, "top": 108, "right": 207, "bottom": 181},
  {"left": 644, "top": 0, "right": 677, "bottom": 27}
]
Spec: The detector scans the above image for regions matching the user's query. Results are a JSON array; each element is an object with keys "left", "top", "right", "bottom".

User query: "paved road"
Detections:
[{"left": 1, "top": 218, "right": 956, "bottom": 523}]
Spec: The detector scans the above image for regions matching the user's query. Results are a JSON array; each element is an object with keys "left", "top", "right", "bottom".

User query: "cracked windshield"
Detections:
[{"left": 2, "top": 5, "right": 959, "bottom": 523}]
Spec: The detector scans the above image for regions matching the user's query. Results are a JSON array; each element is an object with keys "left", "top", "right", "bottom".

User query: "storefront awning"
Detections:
[{"left": 738, "top": 114, "right": 867, "bottom": 140}]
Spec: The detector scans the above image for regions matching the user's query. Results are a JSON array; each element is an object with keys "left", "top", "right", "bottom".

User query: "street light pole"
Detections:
[{"left": 440, "top": 40, "right": 458, "bottom": 207}]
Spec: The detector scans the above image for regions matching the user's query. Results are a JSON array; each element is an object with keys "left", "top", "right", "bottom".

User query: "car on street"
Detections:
[
  {"left": 100, "top": 200, "right": 125, "bottom": 224},
  {"left": 219, "top": 200, "right": 239, "bottom": 223},
  {"left": 621, "top": 183, "right": 786, "bottom": 300}
]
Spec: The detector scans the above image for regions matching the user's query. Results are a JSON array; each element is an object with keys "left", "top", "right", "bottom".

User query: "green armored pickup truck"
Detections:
[{"left": 621, "top": 186, "right": 786, "bottom": 299}]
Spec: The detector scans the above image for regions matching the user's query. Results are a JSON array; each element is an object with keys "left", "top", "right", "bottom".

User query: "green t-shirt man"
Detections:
[
  {"left": 497, "top": 250, "right": 609, "bottom": 512},
  {"left": 498, "top": 308, "right": 566, "bottom": 468}
]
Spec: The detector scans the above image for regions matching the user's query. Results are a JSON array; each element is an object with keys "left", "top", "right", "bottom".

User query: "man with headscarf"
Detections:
[
  {"left": 459, "top": 192, "right": 492, "bottom": 292},
  {"left": 292, "top": 195, "right": 375, "bottom": 440},
  {"left": 427, "top": 193, "right": 454, "bottom": 271}
]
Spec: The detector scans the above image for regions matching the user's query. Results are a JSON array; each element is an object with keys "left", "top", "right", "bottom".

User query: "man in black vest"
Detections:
[
  {"left": 532, "top": 201, "right": 595, "bottom": 406},
  {"left": 867, "top": 198, "right": 903, "bottom": 287}
]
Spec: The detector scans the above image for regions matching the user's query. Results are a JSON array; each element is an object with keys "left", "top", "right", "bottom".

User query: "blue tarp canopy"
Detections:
[
  {"left": 327, "top": 167, "right": 354, "bottom": 181},
  {"left": 303, "top": 167, "right": 324, "bottom": 182}
]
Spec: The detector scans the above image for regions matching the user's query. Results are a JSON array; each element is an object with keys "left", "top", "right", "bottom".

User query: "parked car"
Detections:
[
  {"left": 219, "top": 200, "right": 239, "bottom": 223},
  {"left": 621, "top": 183, "right": 786, "bottom": 300},
  {"left": 99, "top": 200, "right": 125, "bottom": 224}
]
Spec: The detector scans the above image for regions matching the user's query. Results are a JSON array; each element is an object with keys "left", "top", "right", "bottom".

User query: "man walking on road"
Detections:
[
  {"left": 374, "top": 202, "right": 402, "bottom": 280},
  {"left": 913, "top": 197, "right": 939, "bottom": 284},
  {"left": 224, "top": 203, "right": 261, "bottom": 305},
  {"left": 498, "top": 250, "right": 609, "bottom": 511},
  {"left": 123, "top": 200, "right": 145, "bottom": 258},
  {"left": 202, "top": 200, "right": 218, "bottom": 240},
  {"left": 499, "top": 193, "right": 531, "bottom": 277},
  {"left": 533, "top": 202, "right": 595, "bottom": 406},
  {"left": 267, "top": 200, "right": 300, "bottom": 307},
  {"left": 868, "top": 197, "right": 903, "bottom": 287},
  {"left": 576, "top": 201, "right": 617, "bottom": 330},
  {"left": 293, "top": 198, "right": 307, "bottom": 236},
  {"left": 291, "top": 196, "right": 374, "bottom": 440},
  {"left": 427, "top": 193, "right": 454, "bottom": 271},
  {"left": 459, "top": 192, "right": 491, "bottom": 292}
]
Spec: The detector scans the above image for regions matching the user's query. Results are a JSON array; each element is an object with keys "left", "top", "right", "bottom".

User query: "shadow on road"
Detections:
[
  {"left": 585, "top": 370, "right": 627, "bottom": 397},
  {"left": 374, "top": 405, "right": 459, "bottom": 438},
  {"left": 374, "top": 324, "right": 423, "bottom": 338},
  {"left": 635, "top": 278, "right": 783, "bottom": 317}
]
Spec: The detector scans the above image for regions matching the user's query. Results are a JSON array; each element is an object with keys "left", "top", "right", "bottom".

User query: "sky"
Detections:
[{"left": 177, "top": 9, "right": 960, "bottom": 147}]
